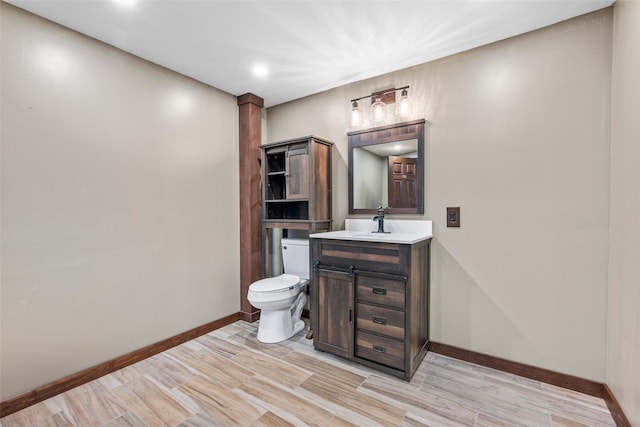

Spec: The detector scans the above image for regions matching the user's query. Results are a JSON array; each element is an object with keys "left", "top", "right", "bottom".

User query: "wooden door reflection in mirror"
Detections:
[{"left": 388, "top": 156, "right": 418, "bottom": 209}]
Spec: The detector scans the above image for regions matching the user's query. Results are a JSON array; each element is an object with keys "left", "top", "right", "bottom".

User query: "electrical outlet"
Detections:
[{"left": 447, "top": 207, "right": 460, "bottom": 227}]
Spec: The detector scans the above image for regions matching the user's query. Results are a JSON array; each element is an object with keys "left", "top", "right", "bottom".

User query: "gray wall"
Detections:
[
  {"left": 352, "top": 148, "right": 384, "bottom": 208},
  {"left": 267, "top": 9, "right": 613, "bottom": 381},
  {"left": 0, "top": 4, "right": 240, "bottom": 400},
  {"left": 607, "top": 0, "right": 640, "bottom": 424}
]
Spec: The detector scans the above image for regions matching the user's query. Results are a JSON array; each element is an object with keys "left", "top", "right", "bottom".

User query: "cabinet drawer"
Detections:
[
  {"left": 356, "top": 274, "right": 405, "bottom": 309},
  {"left": 356, "top": 303, "right": 404, "bottom": 340},
  {"left": 356, "top": 331, "right": 404, "bottom": 371},
  {"left": 314, "top": 240, "right": 407, "bottom": 274}
]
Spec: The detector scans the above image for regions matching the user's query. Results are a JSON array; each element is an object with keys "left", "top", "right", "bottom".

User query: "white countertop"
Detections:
[{"left": 310, "top": 219, "right": 432, "bottom": 244}]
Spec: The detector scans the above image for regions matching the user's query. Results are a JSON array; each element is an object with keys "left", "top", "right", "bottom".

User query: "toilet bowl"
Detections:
[{"left": 247, "top": 238, "right": 309, "bottom": 343}]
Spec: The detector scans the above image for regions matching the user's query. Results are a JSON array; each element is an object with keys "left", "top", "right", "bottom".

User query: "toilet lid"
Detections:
[{"left": 249, "top": 274, "right": 300, "bottom": 293}]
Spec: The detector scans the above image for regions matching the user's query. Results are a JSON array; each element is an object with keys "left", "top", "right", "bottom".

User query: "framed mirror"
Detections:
[{"left": 348, "top": 119, "right": 425, "bottom": 215}]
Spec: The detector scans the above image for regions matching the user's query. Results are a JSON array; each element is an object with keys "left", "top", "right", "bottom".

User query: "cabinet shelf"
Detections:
[
  {"left": 266, "top": 151, "right": 286, "bottom": 175},
  {"left": 265, "top": 199, "right": 310, "bottom": 203},
  {"left": 265, "top": 201, "right": 309, "bottom": 220},
  {"left": 263, "top": 219, "right": 332, "bottom": 231}
]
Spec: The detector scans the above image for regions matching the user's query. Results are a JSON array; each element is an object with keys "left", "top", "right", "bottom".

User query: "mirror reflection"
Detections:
[
  {"left": 352, "top": 139, "right": 418, "bottom": 209},
  {"left": 348, "top": 119, "right": 425, "bottom": 215}
]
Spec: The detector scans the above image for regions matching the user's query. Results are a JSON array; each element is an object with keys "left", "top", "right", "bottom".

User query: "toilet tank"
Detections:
[{"left": 281, "top": 238, "right": 310, "bottom": 280}]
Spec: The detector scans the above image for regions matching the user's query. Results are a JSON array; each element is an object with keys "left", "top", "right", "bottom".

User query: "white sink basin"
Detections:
[{"left": 310, "top": 219, "right": 432, "bottom": 244}]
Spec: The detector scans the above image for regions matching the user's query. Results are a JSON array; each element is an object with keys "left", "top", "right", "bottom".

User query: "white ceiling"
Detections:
[{"left": 7, "top": 0, "right": 613, "bottom": 107}]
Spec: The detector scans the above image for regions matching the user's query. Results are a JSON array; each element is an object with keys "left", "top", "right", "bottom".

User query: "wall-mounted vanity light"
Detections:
[
  {"left": 370, "top": 95, "right": 386, "bottom": 125},
  {"left": 350, "top": 101, "right": 361, "bottom": 127},
  {"left": 350, "top": 86, "right": 410, "bottom": 127},
  {"left": 397, "top": 88, "right": 410, "bottom": 118}
]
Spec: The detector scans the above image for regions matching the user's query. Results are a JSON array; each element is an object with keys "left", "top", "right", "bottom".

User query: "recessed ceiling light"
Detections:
[
  {"left": 253, "top": 64, "right": 269, "bottom": 78},
  {"left": 113, "top": 0, "right": 137, "bottom": 8}
]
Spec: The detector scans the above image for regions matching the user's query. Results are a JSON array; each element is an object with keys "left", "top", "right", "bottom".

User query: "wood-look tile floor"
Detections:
[{"left": 1, "top": 321, "right": 616, "bottom": 427}]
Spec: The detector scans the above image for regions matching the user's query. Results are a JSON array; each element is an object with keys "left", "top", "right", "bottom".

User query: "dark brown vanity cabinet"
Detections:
[
  {"left": 310, "top": 237, "right": 431, "bottom": 380},
  {"left": 261, "top": 136, "right": 332, "bottom": 232}
]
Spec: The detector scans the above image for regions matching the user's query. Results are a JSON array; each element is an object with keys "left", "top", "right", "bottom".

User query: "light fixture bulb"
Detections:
[
  {"left": 351, "top": 101, "right": 361, "bottom": 127},
  {"left": 397, "top": 88, "right": 410, "bottom": 118},
  {"left": 370, "top": 96, "right": 386, "bottom": 125}
]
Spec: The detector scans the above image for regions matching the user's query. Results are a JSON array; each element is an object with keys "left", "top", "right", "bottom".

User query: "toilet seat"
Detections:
[{"left": 249, "top": 274, "right": 301, "bottom": 293}]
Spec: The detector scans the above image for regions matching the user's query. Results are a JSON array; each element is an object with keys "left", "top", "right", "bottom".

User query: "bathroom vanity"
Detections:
[{"left": 309, "top": 220, "right": 432, "bottom": 381}]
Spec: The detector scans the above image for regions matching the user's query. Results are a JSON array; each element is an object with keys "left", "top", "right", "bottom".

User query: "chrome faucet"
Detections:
[{"left": 372, "top": 206, "right": 390, "bottom": 233}]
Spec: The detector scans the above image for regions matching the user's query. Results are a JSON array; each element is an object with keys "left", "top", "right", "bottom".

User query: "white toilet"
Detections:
[{"left": 247, "top": 238, "right": 309, "bottom": 343}]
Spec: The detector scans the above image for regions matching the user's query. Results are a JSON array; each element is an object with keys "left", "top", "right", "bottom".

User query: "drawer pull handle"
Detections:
[
  {"left": 372, "top": 287, "right": 387, "bottom": 295},
  {"left": 373, "top": 345, "right": 386, "bottom": 353},
  {"left": 372, "top": 316, "right": 387, "bottom": 325}
]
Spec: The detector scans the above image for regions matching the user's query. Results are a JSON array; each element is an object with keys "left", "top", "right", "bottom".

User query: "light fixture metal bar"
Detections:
[{"left": 350, "top": 85, "right": 409, "bottom": 103}]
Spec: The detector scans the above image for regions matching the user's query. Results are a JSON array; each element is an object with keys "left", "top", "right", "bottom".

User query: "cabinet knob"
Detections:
[{"left": 373, "top": 345, "right": 386, "bottom": 353}]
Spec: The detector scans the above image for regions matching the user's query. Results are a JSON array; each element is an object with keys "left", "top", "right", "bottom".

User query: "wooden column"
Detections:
[{"left": 238, "top": 93, "right": 264, "bottom": 322}]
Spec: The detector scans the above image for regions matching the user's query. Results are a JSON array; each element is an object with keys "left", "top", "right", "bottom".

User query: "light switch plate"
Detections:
[{"left": 447, "top": 207, "right": 460, "bottom": 227}]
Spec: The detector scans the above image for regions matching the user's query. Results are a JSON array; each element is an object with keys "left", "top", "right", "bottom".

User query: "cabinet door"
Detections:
[
  {"left": 315, "top": 268, "right": 354, "bottom": 358},
  {"left": 285, "top": 147, "right": 309, "bottom": 200}
]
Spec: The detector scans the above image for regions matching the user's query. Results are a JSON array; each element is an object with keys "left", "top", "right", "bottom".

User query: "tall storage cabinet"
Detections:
[{"left": 261, "top": 136, "right": 333, "bottom": 274}]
